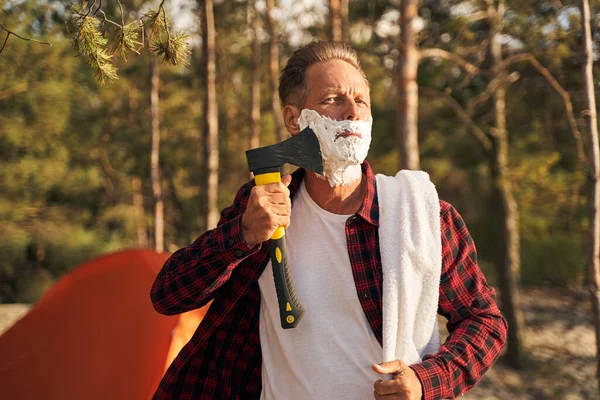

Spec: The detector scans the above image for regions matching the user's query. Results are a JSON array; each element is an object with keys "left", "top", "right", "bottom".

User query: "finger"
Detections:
[
  {"left": 269, "top": 204, "right": 291, "bottom": 217},
  {"left": 262, "top": 181, "right": 290, "bottom": 195},
  {"left": 249, "top": 185, "right": 261, "bottom": 199},
  {"left": 267, "top": 192, "right": 291, "bottom": 205},
  {"left": 268, "top": 210, "right": 290, "bottom": 225},
  {"left": 372, "top": 360, "right": 408, "bottom": 375},
  {"left": 374, "top": 378, "right": 406, "bottom": 396},
  {"left": 274, "top": 215, "right": 291, "bottom": 228},
  {"left": 251, "top": 192, "right": 288, "bottom": 211},
  {"left": 281, "top": 174, "right": 292, "bottom": 187}
]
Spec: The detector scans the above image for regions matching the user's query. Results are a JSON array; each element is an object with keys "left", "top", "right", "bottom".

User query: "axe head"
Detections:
[{"left": 246, "top": 127, "right": 324, "bottom": 175}]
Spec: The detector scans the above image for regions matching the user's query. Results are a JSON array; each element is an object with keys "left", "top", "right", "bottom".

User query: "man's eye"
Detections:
[{"left": 324, "top": 97, "right": 336, "bottom": 103}]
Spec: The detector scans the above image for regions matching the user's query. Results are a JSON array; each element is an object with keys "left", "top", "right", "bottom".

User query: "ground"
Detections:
[
  {"left": 0, "top": 288, "right": 597, "bottom": 399},
  {"left": 460, "top": 287, "right": 598, "bottom": 400}
]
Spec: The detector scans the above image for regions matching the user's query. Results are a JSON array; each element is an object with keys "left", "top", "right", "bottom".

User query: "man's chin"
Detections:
[{"left": 316, "top": 163, "right": 363, "bottom": 187}]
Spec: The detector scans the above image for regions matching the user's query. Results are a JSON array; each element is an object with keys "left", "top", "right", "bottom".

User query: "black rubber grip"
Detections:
[{"left": 270, "top": 236, "right": 304, "bottom": 329}]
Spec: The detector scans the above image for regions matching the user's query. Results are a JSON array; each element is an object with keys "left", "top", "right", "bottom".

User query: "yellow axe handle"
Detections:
[
  {"left": 254, "top": 172, "right": 285, "bottom": 240},
  {"left": 254, "top": 171, "right": 304, "bottom": 329}
]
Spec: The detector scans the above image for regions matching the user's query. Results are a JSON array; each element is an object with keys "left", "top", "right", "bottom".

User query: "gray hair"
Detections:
[{"left": 279, "top": 40, "right": 368, "bottom": 106}]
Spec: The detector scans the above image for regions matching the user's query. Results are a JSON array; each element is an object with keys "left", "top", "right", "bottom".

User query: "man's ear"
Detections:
[{"left": 283, "top": 105, "right": 302, "bottom": 135}]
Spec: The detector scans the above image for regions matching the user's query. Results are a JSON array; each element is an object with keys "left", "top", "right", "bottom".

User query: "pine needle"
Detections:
[
  {"left": 70, "top": 6, "right": 118, "bottom": 84},
  {"left": 141, "top": 9, "right": 168, "bottom": 38},
  {"left": 68, "top": 2, "right": 191, "bottom": 81},
  {"left": 151, "top": 31, "right": 191, "bottom": 66},
  {"left": 111, "top": 22, "right": 142, "bottom": 61}
]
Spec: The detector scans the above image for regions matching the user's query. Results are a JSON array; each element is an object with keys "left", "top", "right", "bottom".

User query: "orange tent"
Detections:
[{"left": 0, "top": 249, "right": 207, "bottom": 400}]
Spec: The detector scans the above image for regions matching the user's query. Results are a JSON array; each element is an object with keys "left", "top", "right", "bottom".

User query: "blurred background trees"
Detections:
[{"left": 1, "top": 0, "right": 599, "bottom": 376}]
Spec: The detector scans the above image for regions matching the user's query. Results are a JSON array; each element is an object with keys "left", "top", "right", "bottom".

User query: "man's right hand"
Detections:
[{"left": 242, "top": 174, "right": 292, "bottom": 247}]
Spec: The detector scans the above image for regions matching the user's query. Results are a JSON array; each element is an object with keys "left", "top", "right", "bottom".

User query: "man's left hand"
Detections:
[{"left": 372, "top": 360, "right": 423, "bottom": 400}]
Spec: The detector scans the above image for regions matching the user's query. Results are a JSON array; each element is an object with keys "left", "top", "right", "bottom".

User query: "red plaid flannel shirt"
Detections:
[{"left": 151, "top": 162, "right": 507, "bottom": 399}]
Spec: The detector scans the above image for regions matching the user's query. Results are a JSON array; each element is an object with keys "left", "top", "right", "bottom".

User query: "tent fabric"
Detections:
[{"left": 0, "top": 249, "right": 207, "bottom": 400}]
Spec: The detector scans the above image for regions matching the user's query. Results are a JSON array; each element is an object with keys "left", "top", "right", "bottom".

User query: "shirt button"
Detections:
[
  {"left": 363, "top": 291, "right": 369, "bottom": 299},
  {"left": 227, "top": 238, "right": 235, "bottom": 248},
  {"left": 348, "top": 215, "right": 357, "bottom": 222},
  {"left": 235, "top": 250, "right": 245, "bottom": 258}
]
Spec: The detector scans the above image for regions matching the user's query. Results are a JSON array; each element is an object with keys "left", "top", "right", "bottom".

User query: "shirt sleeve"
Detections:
[
  {"left": 150, "top": 180, "right": 262, "bottom": 316},
  {"left": 409, "top": 201, "right": 508, "bottom": 399}
]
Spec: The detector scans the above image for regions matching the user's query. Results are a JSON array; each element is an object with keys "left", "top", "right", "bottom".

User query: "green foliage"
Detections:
[
  {"left": 0, "top": 223, "right": 124, "bottom": 302},
  {"left": 141, "top": 6, "right": 190, "bottom": 65},
  {"left": 521, "top": 233, "right": 587, "bottom": 287},
  {"left": 112, "top": 22, "right": 142, "bottom": 61},
  {"left": 151, "top": 31, "right": 191, "bottom": 66},
  {"left": 512, "top": 152, "right": 588, "bottom": 286},
  {"left": 141, "top": 8, "right": 167, "bottom": 34},
  {"left": 70, "top": 6, "right": 119, "bottom": 84}
]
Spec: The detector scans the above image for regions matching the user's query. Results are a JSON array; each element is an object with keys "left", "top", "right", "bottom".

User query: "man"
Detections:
[{"left": 151, "top": 41, "right": 507, "bottom": 400}]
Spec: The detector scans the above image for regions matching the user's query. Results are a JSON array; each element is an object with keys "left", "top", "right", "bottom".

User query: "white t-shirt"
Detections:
[{"left": 258, "top": 181, "right": 383, "bottom": 400}]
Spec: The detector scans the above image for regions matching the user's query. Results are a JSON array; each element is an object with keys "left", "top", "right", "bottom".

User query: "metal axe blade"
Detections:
[{"left": 246, "top": 127, "right": 324, "bottom": 175}]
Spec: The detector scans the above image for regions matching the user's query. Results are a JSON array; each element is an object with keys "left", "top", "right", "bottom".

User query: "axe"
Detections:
[{"left": 246, "top": 127, "right": 323, "bottom": 329}]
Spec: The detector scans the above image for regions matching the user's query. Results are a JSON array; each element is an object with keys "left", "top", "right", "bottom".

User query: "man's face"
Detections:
[
  {"left": 289, "top": 59, "right": 373, "bottom": 187},
  {"left": 303, "top": 59, "right": 371, "bottom": 125}
]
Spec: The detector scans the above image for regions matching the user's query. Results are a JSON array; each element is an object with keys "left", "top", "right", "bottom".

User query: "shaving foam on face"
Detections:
[{"left": 298, "top": 109, "right": 372, "bottom": 187}]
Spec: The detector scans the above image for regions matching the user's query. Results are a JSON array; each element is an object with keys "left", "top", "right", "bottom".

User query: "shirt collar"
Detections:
[{"left": 289, "top": 161, "right": 380, "bottom": 227}]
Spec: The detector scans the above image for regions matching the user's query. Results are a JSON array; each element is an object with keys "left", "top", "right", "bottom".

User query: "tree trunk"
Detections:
[
  {"left": 150, "top": 56, "right": 164, "bottom": 252},
  {"left": 328, "top": 0, "right": 342, "bottom": 41},
  {"left": 580, "top": 0, "right": 600, "bottom": 388},
  {"left": 489, "top": 20, "right": 526, "bottom": 368},
  {"left": 200, "top": 0, "right": 220, "bottom": 230},
  {"left": 249, "top": 0, "right": 261, "bottom": 153},
  {"left": 131, "top": 176, "right": 148, "bottom": 248},
  {"left": 396, "top": 0, "right": 420, "bottom": 170},
  {"left": 265, "top": 0, "right": 286, "bottom": 142},
  {"left": 340, "top": 0, "right": 348, "bottom": 42}
]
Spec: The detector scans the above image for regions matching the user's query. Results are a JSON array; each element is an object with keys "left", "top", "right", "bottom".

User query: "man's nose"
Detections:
[{"left": 345, "top": 100, "right": 361, "bottom": 120}]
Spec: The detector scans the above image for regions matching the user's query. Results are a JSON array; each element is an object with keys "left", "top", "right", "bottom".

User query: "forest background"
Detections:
[{"left": 1, "top": 0, "right": 599, "bottom": 398}]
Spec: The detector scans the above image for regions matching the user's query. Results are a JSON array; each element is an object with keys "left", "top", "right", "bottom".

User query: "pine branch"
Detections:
[
  {"left": 419, "top": 48, "right": 481, "bottom": 75},
  {"left": 141, "top": 9, "right": 167, "bottom": 38},
  {"left": 142, "top": 3, "right": 190, "bottom": 66},
  {"left": 70, "top": 10, "right": 118, "bottom": 84},
  {"left": 91, "top": 48, "right": 119, "bottom": 84},
  {"left": 505, "top": 52, "right": 588, "bottom": 215},
  {"left": 503, "top": 53, "right": 586, "bottom": 166},
  {"left": 83, "top": 0, "right": 98, "bottom": 20},
  {"left": 0, "top": 23, "right": 52, "bottom": 56},
  {"left": 160, "top": 0, "right": 170, "bottom": 43},
  {"left": 421, "top": 87, "right": 493, "bottom": 154},
  {"left": 98, "top": 10, "right": 122, "bottom": 29},
  {"left": 467, "top": 74, "right": 504, "bottom": 115},
  {"left": 151, "top": 31, "right": 191, "bottom": 66},
  {"left": 117, "top": 0, "right": 125, "bottom": 27},
  {"left": 69, "top": 0, "right": 191, "bottom": 83},
  {"left": 92, "top": 0, "right": 103, "bottom": 17},
  {"left": 0, "top": 32, "right": 8, "bottom": 55},
  {"left": 112, "top": 22, "right": 142, "bottom": 61},
  {"left": 0, "top": 83, "right": 29, "bottom": 100}
]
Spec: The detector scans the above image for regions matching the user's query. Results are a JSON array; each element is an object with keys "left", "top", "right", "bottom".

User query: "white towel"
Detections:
[{"left": 376, "top": 170, "right": 442, "bottom": 365}]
